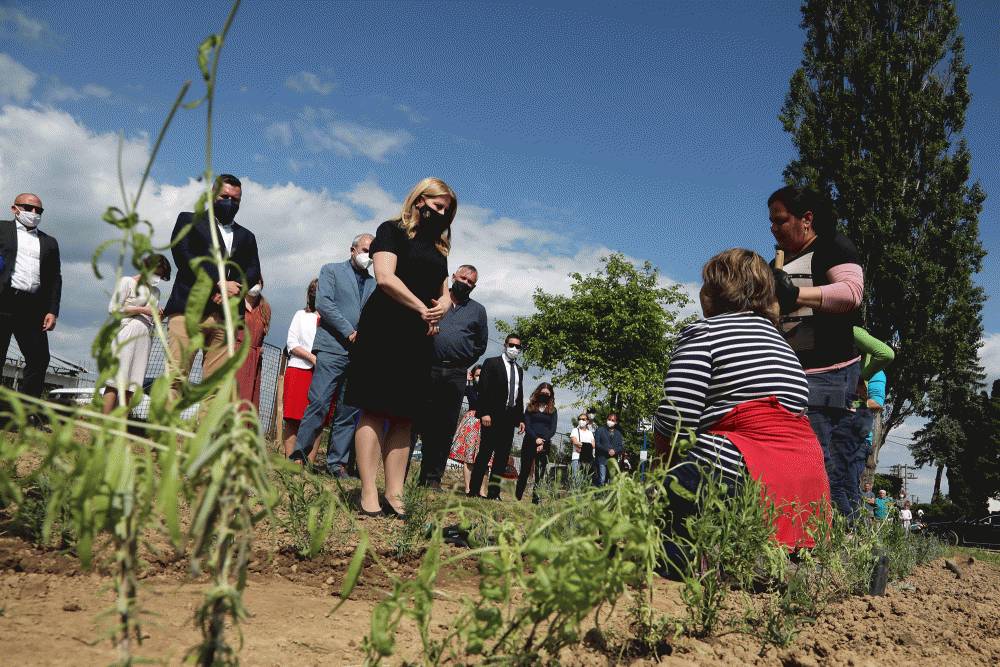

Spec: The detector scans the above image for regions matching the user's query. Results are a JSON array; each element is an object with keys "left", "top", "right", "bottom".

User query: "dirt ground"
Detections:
[{"left": 0, "top": 526, "right": 998, "bottom": 667}]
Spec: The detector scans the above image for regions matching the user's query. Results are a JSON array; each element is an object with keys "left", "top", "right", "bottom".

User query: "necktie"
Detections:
[{"left": 507, "top": 360, "right": 516, "bottom": 408}]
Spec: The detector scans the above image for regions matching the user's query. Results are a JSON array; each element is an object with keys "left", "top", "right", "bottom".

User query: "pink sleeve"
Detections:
[{"left": 818, "top": 263, "right": 863, "bottom": 313}]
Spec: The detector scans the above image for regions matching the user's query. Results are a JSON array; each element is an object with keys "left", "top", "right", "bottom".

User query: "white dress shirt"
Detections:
[
  {"left": 219, "top": 223, "right": 234, "bottom": 255},
  {"left": 11, "top": 220, "right": 42, "bottom": 293},
  {"left": 286, "top": 309, "right": 319, "bottom": 370},
  {"left": 502, "top": 354, "right": 520, "bottom": 407}
]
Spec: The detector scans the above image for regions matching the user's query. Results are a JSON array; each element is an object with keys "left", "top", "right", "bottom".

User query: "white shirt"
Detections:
[
  {"left": 899, "top": 509, "right": 912, "bottom": 525},
  {"left": 502, "top": 353, "right": 520, "bottom": 406},
  {"left": 286, "top": 309, "right": 319, "bottom": 370},
  {"left": 570, "top": 427, "right": 595, "bottom": 460},
  {"left": 219, "top": 223, "right": 234, "bottom": 255},
  {"left": 11, "top": 221, "right": 41, "bottom": 293},
  {"left": 109, "top": 276, "right": 159, "bottom": 329}
]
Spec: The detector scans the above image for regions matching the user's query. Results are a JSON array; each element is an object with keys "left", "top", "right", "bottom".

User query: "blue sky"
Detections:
[{"left": 1, "top": 0, "right": 998, "bottom": 500}]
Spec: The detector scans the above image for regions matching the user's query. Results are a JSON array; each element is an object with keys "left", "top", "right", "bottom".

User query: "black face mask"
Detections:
[
  {"left": 420, "top": 205, "right": 448, "bottom": 232},
  {"left": 451, "top": 280, "right": 473, "bottom": 301},
  {"left": 214, "top": 197, "right": 239, "bottom": 224},
  {"left": 537, "top": 394, "right": 551, "bottom": 404}
]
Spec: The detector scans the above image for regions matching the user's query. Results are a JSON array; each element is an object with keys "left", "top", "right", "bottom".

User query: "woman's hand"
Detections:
[
  {"left": 536, "top": 445, "right": 544, "bottom": 453},
  {"left": 424, "top": 298, "right": 446, "bottom": 324},
  {"left": 468, "top": 410, "right": 476, "bottom": 417},
  {"left": 426, "top": 322, "right": 440, "bottom": 336},
  {"left": 535, "top": 437, "right": 544, "bottom": 446}
]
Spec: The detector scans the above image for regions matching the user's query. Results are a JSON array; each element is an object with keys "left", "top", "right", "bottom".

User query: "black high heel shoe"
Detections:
[
  {"left": 381, "top": 497, "right": 407, "bottom": 519},
  {"left": 358, "top": 503, "right": 383, "bottom": 518}
]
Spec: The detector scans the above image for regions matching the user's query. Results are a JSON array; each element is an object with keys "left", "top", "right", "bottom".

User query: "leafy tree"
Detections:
[
  {"left": 944, "top": 380, "right": 1000, "bottom": 515},
  {"left": 497, "top": 253, "right": 693, "bottom": 442},
  {"left": 778, "top": 0, "right": 987, "bottom": 473}
]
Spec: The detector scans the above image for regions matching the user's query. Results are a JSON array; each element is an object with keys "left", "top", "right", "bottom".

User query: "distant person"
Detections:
[
  {"left": 873, "top": 489, "right": 893, "bottom": 521},
  {"left": 281, "top": 279, "right": 336, "bottom": 460},
  {"left": 345, "top": 178, "right": 456, "bottom": 516},
  {"left": 417, "top": 264, "right": 488, "bottom": 488},
  {"left": 164, "top": 174, "right": 261, "bottom": 404},
  {"left": 235, "top": 281, "right": 270, "bottom": 410},
  {"left": 586, "top": 407, "right": 598, "bottom": 433},
  {"left": 769, "top": 186, "right": 864, "bottom": 519},
  {"left": 654, "top": 248, "right": 829, "bottom": 554},
  {"left": 515, "top": 383, "right": 558, "bottom": 503},
  {"left": 899, "top": 500, "right": 913, "bottom": 532},
  {"left": 469, "top": 333, "right": 526, "bottom": 500},
  {"left": 569, "top": 412, "right": 595, "bottom": 481},
  {"left": 288, "top": 234, "right": 375, "bottom": 475},
  {"left": 0, "top": 193, "right": 62, "bottom": 416},
  {"left": 449, "top": 364, "right": 484, "bottom": 494},
  {"left": 861, "top": 481, "right": 876, "bottom": 518},
  {"left": 594, "top": 413, "right": 624, "bottom": 487},
  {"left": 103, "top": 254, "right": 171, "bottom": 414}
]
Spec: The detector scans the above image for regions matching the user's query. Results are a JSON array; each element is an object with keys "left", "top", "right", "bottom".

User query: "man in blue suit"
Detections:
[{"left": 289, "top": 233, "right": 375, "bottom": 476}]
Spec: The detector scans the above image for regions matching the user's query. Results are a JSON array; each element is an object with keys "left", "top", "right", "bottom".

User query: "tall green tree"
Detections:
[
  {"left": 779, "top": 0, "right": 987, "bottom": 470},
  {"left": 943, "top": 380, "right": 1000, "bottom": 515},
  {"left": 497, "top": 253, "right": 693, "bottom": 441}
]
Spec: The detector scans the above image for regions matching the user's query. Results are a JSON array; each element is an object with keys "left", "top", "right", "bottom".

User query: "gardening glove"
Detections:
[{"left": 772, "top": 268, "right": 800, "bottom": 314}]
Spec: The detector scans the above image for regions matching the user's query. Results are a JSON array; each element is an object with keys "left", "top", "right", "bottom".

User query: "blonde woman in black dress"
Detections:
[{"left": 345, "top": 177, "right": 457, "bottom": 517}]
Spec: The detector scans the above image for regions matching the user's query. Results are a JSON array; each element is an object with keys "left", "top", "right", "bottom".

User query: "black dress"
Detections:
[{"left": 344, "top": 220, "right": 448, "bottom": 419}]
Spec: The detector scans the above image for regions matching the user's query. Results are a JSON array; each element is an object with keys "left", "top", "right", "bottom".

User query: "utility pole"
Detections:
[{"left": 888, "top": 464, "right": 918, "bottom": 500}]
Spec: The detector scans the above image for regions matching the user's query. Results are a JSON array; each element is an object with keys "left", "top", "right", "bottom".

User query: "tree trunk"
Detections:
[{"left": 932, "top": 463, "right": 944, "bottom": 501}]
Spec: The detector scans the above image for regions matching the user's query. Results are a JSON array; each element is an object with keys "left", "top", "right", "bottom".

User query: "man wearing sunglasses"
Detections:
[
  {"left": 469, "top": 333, "right": 526, "bottom": 500},
  {"left": 0, "top": 193, "right": 62, "bottom": 408}
]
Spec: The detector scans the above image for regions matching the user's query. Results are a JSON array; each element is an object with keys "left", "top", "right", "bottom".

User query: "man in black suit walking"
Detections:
[
  {"left": 164, "top": 174, "right": 262, "bottom": 400},
  {"left": 0, "top": 193, "right": 61, "bottom": 405},
  {"left": 468, "top": 333, "right": 525, "bottom": 499}
]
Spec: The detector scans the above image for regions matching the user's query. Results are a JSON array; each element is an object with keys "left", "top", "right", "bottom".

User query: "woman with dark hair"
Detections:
[
  {"left": 449, "top": 364, "right": 483, "bottom": 494},
  {"left": 282, "top": 279, "right": 336, "bottom": 460},
  {"left": 516, "top": 382, "right": 558, "bottom": 503},
  {"left": 103, "top": 254, "right": 171, "bottom": 414},
  {"left": 655, "top": 248, "right": 829, "bottom": 560},
  {"left": 346, "top": 177, "right": 457, "bottom": 517},
  {"left": 768, "top": 185, "right": 865, "bottom": 519}
]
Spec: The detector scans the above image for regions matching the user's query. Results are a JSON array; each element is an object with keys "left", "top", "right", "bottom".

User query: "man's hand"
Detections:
[
  {"left": 348, "top": 331, "right": 358, "bottom": 343},
  {"left": 225, "top": 280, "right": 241, "bottom": 297},
  {"left": 481, "top": 415, "right": 492, "bottom": 427},
  {"left": 772, "top": 268, "right": 800, "bottom": 314},
  {"left": 42, "top": 313, "right": 57, "bottom": 332},
  {"left": 518, "top": 422, "right": 525, "bottom": 434},
  {"left": 866, "top": 399, "right": 883, "bottom": 412}
]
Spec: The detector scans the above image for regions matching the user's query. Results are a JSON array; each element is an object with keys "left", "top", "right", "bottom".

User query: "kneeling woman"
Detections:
[{"left": 653, "top": 249, "right": 829, "bottom": 557}]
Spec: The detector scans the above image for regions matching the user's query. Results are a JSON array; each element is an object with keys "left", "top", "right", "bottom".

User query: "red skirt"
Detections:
[
  {"left": 282, "top": 366, "right": 336, "bottom": 424},
  {"left": 708, "top": 396, "right": 831, "bottom": 550}
]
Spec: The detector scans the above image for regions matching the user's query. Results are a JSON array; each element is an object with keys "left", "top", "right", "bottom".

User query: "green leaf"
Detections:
[{"left": 330, "top": 531, "right": 368, "bottom": 617}]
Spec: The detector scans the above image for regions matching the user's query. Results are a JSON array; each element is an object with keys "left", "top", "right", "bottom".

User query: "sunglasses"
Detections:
[
  {"left": 15, "top": 203, "right": 43, "bottom": 214},
  {"left": 506, "top": 344, "right": 522, "bottom": 349}
]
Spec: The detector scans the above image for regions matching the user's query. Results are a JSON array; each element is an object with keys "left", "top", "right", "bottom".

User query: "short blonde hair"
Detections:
[
  {"left": 397, "top": 177, "right": 457, "bottom": 256},
  {"left": 700, "top": 248, "right": 779, "bottom": 325}
]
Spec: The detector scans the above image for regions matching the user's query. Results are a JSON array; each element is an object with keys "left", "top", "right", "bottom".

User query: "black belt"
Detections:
[
  {"left": 433, "top": 359, "right": 467, "bottom": 368},
  {"left": 8, "top": 288, "right": 38, "bottom": 298}
]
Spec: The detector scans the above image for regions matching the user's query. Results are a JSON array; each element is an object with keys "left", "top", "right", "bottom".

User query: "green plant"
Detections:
[
  {"left": 392, "top": 478, "right": 433, "bottom": 559},
  {"left": 275, "top": 465, "right": 338, "bottom": 558}
]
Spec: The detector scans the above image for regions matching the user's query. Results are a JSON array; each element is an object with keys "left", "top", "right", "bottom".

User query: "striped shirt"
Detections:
[{"left": 654, "top": 311, "right": 809, "bottom": 479}]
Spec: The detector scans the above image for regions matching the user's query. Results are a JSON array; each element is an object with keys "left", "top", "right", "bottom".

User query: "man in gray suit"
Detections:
[{"left": 289, "top": 233, "right": 375, "bottom": 475}]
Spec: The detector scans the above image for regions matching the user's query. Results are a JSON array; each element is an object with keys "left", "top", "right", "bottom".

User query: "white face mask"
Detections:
[
  {"left": 248, "top": 283, "right": 262, "bottom": 298},
  {"left": 578, "top": 419, "right": 588, "bottom": 427},
  {"left": 149, "top": 276, "right": 162, "bottom": 287},
  {"left": 607, "top": 420, "right": 617, "bottom": 429},
  {"left": 505, "top": 345, "right": 520, "bottom": 360},
  {"left": 354, "top": 252, "right": 372, "bottom": 269},
  {"left": 16, "top": 210, "right": 41, "bottom": 229}
]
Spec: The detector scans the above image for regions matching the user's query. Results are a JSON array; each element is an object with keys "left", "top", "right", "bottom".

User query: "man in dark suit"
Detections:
[
  {"left": 289, "top": 233, "right": 376, "bottom": 476},
  {"left": 164, "top": 174, "right": 262, "bottom": 400},
  {"left": 469, "top": 333, "right": 525, "bottom": 499},
  {"left": 0, "top": 193, "right": 61, "bottom": 405}
]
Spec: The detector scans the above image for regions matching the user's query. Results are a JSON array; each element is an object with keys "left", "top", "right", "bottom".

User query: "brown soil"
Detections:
[{"left": 0, "top": 528, "right": 997, "bottom": 666}]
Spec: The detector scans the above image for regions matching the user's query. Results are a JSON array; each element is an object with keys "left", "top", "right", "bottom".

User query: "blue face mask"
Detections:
[{"left": 213, "top": 197, "right": 239, "bottom": 224}]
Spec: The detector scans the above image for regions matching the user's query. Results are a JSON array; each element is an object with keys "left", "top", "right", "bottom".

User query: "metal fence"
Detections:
[{"left": 138, "top": 338, "right": 285, "bottom": 438}]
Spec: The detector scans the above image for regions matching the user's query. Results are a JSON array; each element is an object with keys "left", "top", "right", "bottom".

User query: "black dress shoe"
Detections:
[
  {"left": 358, "top": 506, "right": 383, "bottom": 518},
  {"left": 382, "top": 497, "right": 407, "bottom": 519}
]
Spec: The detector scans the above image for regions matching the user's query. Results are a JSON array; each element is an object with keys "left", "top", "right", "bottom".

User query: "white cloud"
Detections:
[
  {"left": 0, "top": 7, "right": 49, "bottom": 42},
  {"left": 44, "top": 76, "right": 112, "bottom": 102},
  {"left": 275, "top": 107, "right": 411, "bottom": 162},
  {"left": 0, "top": 53, "right": 37, "bottom": 102},
  {"left": 980, "top": 332, "right": 1000, "bottom": 384},
  {"left": 285, "top": 71, "right": 335, "bottom": 95}
]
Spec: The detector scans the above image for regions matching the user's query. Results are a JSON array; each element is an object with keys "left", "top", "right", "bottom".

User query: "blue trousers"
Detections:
[
  {"left": 846, "top": 409, "right": 874, "bottom": 515},
  {"left": 805, "top": 361, "right": 861, "bottom": 518},
  {"left": 291, "top": 350, "right": 358, "bottom": 469}
]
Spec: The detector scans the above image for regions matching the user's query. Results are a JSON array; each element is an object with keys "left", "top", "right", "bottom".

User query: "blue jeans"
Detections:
[
  {"left": 291, "top": 350, "right": 358, "bottom": 469},
  {"left": 805, "top": 361, "right": 861, "bottom": 518},
  {"left": 846, "top": 409, "right": 874, "bottom": 515},
  {"left": 595, "top": 459, "right": 609, "bottom": 486}
]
